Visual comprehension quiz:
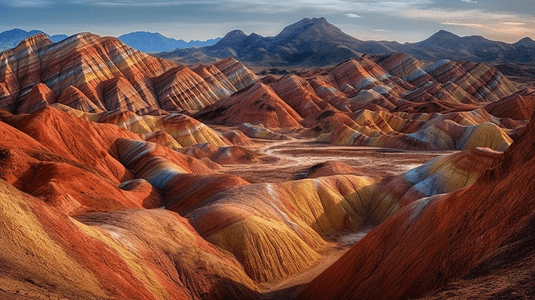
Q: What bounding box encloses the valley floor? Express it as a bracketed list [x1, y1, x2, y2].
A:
[220, 135, 448, 183]
[214, 129, 450, 299]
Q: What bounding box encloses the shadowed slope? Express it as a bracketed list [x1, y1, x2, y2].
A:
[300, 102, 535, 300]
[115, 137, 246, 214]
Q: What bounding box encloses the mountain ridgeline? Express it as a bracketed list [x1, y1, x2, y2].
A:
[117, 31, 221, 53]
[0, 28, 220, 53]
[0, 28, 67, 51]
[158, 17, 535, 67]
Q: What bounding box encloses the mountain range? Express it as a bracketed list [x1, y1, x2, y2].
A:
[158, 17, 535, 67]
[0, 29, 220, 53]
[0, 28, 67, 50]
[117, 31, 221, 53]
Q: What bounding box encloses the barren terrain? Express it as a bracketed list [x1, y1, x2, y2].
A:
[221, 136, 448, 183]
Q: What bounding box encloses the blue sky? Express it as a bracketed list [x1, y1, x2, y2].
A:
[1, 0, 533, 42]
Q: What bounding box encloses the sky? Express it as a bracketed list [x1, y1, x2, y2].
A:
[0, 0, 533, 43]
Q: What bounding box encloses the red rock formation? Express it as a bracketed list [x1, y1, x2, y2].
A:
[318, 108, 514, 151]
[271, 74, 334, 118]
[222, 130, 254, 146]
[6, 106, 135, 182]
[101, 76, 150, 113]
[0, 105, 259, 299]
[300, 108, 535, 300]
[393, 99, 478, 114]
[178, 143, 258, 165]
[57, 85, 104, 113]
[16, 83, 57, 114]
[194, 82, 303, 128]
[0, 106, 218, 215]
[485, 88, 535, 120]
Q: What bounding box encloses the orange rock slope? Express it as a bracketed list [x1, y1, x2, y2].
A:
[300, 105, 535, 300]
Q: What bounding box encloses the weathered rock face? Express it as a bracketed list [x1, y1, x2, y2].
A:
[300, 108, 535, 300]
[0, 34, 258, 114]
[270, 74, 334, 118]
[364, 147, 502, 222]
[16, 83, 57, 114]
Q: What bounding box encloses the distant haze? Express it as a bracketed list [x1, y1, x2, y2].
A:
[0, 0, 533, 43]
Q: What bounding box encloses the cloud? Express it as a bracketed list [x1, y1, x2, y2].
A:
[405, 9, 513, 21]
[442, 22, 482, 27]
[373, 29, 391, 32]
[441, 21, 534, 37]
[503, 22, 526, 26]
[227, 0, 433, 14]
[461, 0, 477, 3]
[345, 13, 361, 18]
[7, 0, 51, 7]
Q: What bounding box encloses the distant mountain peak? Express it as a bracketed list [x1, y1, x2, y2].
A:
[215, 30, 248, 48]
[518, 37, 535, 42]
[514, 37, 535, 48]
[224, 30, 248, 38]
[276, 17, 333, 38]
[417, 29, 463, 47]
[432, 30, 460, 38]
[117, 31, 221, 53]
